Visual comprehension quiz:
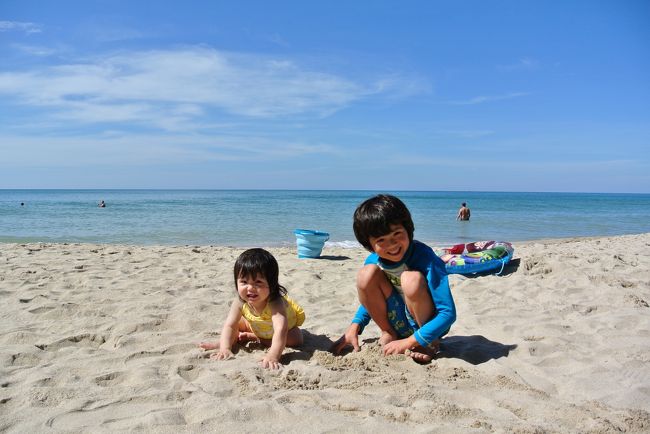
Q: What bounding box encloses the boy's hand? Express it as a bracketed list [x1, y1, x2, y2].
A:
[210, 348, 234, 360]
[330, 323, 361, 354]
[260, 355, 282, 370]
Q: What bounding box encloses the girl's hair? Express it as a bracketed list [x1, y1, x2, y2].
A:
[353, 194, 414, 251]
[234, 248, 287, 302]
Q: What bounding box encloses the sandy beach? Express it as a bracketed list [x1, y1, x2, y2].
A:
[1, 233, 649, 432]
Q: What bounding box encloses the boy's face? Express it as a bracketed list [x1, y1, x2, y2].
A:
[368, 223, 410, 263]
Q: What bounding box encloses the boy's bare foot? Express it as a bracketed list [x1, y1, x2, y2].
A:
[405, 340, 440, 364]
[238, 332, 259, 343]
[405, 348, 434, 363]
[199, 341, 219, 350]
[378, 331, 396, 346]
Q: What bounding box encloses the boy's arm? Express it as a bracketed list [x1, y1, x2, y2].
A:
[349, 253, 379, 334]
[351, 304, 371, 333]
[331, 254, 376, 355]
[330, 322, 361, 354]
[330, 305, 367, 354]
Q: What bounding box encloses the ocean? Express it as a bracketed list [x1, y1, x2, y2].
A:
[1, 190, 649, 247]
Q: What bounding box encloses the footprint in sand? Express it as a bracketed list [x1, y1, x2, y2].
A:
[95, 371, 126, 387]
[161, 343, 195, 355]
[33, 377, 55, 387]
[177, 364, 199, 382]
[36, 333, 106, 351]
[124, 350, 162, 363]
[28, 305, 56, 314]
[10, 352, 41, 367]
[624, 294, 649, 308]
[128, 318, 166, 333]
[523, 257, 553, 275]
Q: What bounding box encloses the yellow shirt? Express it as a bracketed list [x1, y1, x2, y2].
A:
[240, 295, 305, 340]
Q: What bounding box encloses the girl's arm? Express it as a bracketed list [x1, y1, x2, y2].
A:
[215, 298, 244, 359]
[261, 301, 289, 369]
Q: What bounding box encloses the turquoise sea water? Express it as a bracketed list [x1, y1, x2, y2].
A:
[1, 190, 649, 247]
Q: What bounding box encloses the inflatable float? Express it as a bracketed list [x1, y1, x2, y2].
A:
[438, 240, 514, 275]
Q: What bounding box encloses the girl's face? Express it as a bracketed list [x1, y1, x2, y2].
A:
[237, 273, 270, 307]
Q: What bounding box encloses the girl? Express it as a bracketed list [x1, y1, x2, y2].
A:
[200, 248, 305, 369]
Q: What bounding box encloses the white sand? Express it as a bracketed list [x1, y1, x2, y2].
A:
[1, 234, 649, 432]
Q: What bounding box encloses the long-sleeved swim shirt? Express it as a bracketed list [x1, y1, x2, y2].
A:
[351, 240, 456, 347]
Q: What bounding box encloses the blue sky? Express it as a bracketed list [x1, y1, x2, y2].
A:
[1, 1, 648, 192]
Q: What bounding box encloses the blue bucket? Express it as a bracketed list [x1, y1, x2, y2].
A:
[294, 229, 330, 258]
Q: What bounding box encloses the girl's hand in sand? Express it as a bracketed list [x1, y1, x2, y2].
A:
[210, 348, 234, 360]
[260, 355, 281, 370]
[330, 323, 361, 355]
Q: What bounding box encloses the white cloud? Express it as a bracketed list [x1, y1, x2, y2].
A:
[10, 43, 59, 56]
[0, 20, 42, 34]
[0, 132, 343, 167]
[90, 26, 145, 43]
[447, 92, 530, 105]
[436, 129, 495, 139]
[497, 57, 540, 71]
[267, 33, 290, 47]
[0, 47, 419, 128]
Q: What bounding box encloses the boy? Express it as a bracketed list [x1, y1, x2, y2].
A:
[331, 194, 456, 362]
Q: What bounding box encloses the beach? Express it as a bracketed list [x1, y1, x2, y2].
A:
[1, 233, 649, 432]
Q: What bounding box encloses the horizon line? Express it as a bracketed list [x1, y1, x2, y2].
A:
[1, 188, 649, 195]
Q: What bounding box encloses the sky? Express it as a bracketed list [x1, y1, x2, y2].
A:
[1, 1, 649, 192]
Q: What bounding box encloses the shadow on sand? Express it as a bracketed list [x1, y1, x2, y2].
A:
[461, 257, 521, 278]
[281, 330, 337, 363]
[283, 332, 517, 366]
[438, 335, 517, 365]
[316, 255, 351, 261]
[243, 332, 516, 366]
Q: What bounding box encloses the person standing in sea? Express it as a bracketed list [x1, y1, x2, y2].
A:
[456, 202, 470, 221]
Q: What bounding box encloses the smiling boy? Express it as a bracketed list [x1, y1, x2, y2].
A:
[331, 194, 456, 362]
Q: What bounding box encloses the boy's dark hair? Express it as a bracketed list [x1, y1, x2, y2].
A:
[353, 194, 414, 251]
[234, 248, 287, 302]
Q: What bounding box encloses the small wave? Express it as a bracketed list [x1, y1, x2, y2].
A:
[325, 240, 361, 248]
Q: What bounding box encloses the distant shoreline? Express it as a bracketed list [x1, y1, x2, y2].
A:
[2, 232, 649, 249]
[2, 188, 650, 194]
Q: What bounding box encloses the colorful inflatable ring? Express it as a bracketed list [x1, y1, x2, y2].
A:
[438, 241, 514, 275]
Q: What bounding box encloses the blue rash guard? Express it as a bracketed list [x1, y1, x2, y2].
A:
[351, 240, 456, 347]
